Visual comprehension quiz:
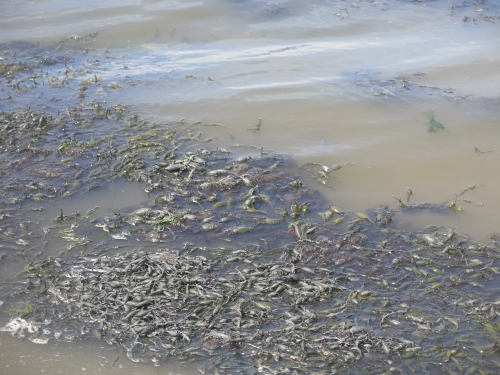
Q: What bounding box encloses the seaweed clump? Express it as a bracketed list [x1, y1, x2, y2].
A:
[423, 111, 445, 133]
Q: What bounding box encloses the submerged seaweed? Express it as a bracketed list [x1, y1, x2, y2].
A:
[424, 111, 445, 134]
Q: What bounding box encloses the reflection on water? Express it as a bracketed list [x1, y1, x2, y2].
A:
[1, 0, 500, 373]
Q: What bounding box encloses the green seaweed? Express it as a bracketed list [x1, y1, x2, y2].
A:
[3, 302, 34, 316]
[152, 217, 175, 225]
[423, 111, 445, 133]
[475, 147, 494, 154]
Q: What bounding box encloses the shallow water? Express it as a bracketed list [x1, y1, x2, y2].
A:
[0, 333, 195, 375]
[1, 0, 500, 373]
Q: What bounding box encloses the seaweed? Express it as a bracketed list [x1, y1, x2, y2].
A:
[475, 147, 494, 154]
[423, 111, 445, 133]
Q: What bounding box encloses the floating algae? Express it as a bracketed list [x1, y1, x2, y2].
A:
[2, 42, 500, 375]
[5, 200, 500, 374]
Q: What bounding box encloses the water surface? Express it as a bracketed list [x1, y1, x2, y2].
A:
[1, 0, 500, 373]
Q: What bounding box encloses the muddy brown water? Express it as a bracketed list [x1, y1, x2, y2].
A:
[1, 0, 500, 374]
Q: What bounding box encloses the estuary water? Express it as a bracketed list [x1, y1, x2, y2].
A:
[1, 0, 500, 373]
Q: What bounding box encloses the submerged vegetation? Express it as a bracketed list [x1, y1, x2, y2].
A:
[423, 111, 445, 134]
[0, 36, 499, 375]
[475, 147, 494, 154]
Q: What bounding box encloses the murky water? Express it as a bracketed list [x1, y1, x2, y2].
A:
[0, 333, 192, 375]
[1, 0, 500, 373]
